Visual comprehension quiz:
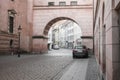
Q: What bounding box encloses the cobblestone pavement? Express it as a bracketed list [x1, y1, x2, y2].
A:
[0, 49, 100, 80]
[0, 49, 73, 80]
[56, 51, 100, 80]
[59, 59, 89, 80]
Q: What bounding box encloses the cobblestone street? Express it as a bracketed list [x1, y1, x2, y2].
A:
[0, 49, 99, 80]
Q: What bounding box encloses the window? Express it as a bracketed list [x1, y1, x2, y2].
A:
[59, 2, 66, 6]
[48, 2, 54, 6]
[118, 9, 120, 25]
[11, 0, 14, 1]
[8, 9, 16, 33]
[71, 1, 77, 5]
[9, 16, 14, 33]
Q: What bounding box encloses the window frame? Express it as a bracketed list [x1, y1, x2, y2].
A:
[48, 2, 55, 6]
[59, 1, 66, 6]
[70, 1, 77, 6]
[9, 16, 14, 33]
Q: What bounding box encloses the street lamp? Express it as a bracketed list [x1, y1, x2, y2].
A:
[18, 25, 22, 57]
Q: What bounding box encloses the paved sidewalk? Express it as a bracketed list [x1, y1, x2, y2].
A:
[57, 55, 100, 80]
[85, 55, 100, 80]
[59, 59, 89, 80]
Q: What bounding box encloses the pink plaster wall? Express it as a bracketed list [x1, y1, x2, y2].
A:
[0, 0, 32, 52]
[94, 0, 120, 80]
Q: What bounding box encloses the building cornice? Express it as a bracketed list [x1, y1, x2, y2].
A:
[33, 5, 93, 10]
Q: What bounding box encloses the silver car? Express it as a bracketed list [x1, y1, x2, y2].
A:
[53, 44, 59, 50]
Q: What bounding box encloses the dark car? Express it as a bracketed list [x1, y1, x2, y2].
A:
[72, 45, 88, 58]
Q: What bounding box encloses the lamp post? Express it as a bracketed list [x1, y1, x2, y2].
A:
[18, 25, 22, 57]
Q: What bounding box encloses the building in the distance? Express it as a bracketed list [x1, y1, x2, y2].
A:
[60, 21, 82, 49]
[48, 20, 82, 49]
[47, 27, 53, 50]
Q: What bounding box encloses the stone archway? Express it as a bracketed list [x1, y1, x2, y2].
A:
[43, 17, 82, 50]
[43, 17, 79, 35]
[32, 5, 93, 53]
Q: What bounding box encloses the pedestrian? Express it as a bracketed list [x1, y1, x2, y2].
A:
[10, 39, 14, 55]
[17, 49, 21, 57]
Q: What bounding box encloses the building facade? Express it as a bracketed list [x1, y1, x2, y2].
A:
[49, 20, 82, 49]
[47, 27, 53, 50]
[0, 0, 93, 54]
[33, 0, 93, 52]
[0, 0, 33, 54]
[59, 21, 82, 49]
[94, 0, 120, 80]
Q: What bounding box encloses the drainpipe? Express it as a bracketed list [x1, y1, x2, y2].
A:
[93, 0, 95, 54]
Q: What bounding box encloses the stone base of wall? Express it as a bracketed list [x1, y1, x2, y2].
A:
[32, 38, 48, 53]
[0, 32, 19, 55]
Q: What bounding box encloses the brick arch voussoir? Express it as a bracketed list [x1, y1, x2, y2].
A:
[43, 17, 79, 35]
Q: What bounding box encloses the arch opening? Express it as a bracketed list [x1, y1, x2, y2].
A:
[43, 17, 80, 35]
[44, 17, 82, 50]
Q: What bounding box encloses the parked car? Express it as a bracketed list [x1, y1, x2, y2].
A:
[72, 45, 88, 58]
[53, 44, 59, 50]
